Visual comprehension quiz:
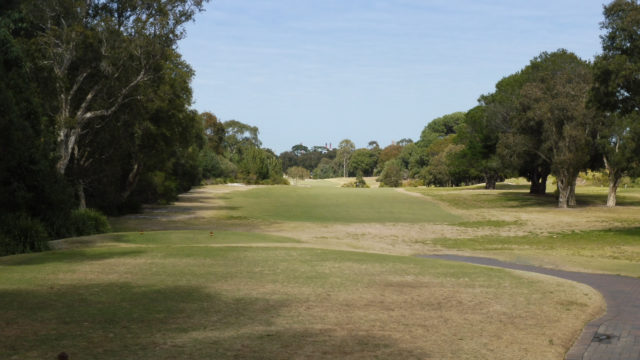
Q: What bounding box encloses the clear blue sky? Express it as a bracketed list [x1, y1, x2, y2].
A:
[178, 0, 606, 154]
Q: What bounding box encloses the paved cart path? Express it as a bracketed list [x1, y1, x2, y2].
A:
[420, 255, 640, 360]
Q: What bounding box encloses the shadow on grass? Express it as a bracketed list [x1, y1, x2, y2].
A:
[0, 282, 427, 359]
[575, 193, 640, 207]
[0, 248, 144, 267]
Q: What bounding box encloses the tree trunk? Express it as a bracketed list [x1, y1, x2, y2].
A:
[529, 168, 549, 195]
[343, 158, 347, 178]
[485, 174, 496, 190]
[607, 174, 621, 208]
[604, 155, 620, 208]
[529, 171, 540, 194]
[538, 173, 548, 195]
[120, 162, 142, 202]
[556, 172, 570, 208]
[56, 127, 80, 175]
[77, 180, 87, 210]
[568, 176, 577, 207]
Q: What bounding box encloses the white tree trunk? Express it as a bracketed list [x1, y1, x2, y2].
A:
[607, 176, 620, 208]
[604, 155, 620, 208]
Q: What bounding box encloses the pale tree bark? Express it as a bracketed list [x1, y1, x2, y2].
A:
[556, 169, 572, 209]
[55, 70, 146, 176]
[604, 155, 622, 208]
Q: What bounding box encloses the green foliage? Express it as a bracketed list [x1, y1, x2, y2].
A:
[337, 139, 355, 177]
[591, 1, 640, 205]
[201, 112, 226, 155]
[68, 209, 111, 237]
[378, 144, 403, 165]
[418, 112, 465, 148]
[378, 159, 404, 187]
[0, 213, 49, 256]
[313, 158, 338, 179]
[349, 148, 378, 176]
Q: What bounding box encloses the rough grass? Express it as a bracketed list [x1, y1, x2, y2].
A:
[430, 228, 640, 277]
[0, 232, 602, 360]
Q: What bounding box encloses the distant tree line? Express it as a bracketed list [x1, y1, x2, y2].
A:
[280, 0, 640, 210]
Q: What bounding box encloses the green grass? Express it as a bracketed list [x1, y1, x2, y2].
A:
[0, 230, 595, 359]
[223, 185, 461, 223]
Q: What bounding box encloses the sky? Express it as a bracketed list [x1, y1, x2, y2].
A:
[178, 0, 607, 154]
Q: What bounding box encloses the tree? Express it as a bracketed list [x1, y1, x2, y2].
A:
[483, 71, 552, 195]
[0, 1, 75, 248]
[223, 119, 261, 161]
[287, 166, 310, 184]
[378, 144, 403, 164]
[349, 148, 377, 176]
[418, 112, 465, 148]
[591, 0, 640, 207]
[202, 112, 225, 155]
[337, 139, 355, 177]
[291, 144, 309, 156]
[455, 106, 508, 189]
[25, 0, 206, 178]
[398, 142, 429, 178]
[313, 158, 338, 179]
[420, 138, 465, 187]
[520, 50, 596, 208]
[378, 159, 404, 187]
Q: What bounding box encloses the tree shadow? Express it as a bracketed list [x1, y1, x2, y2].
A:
[0, 248, 144, 267]
[0, 283, 428, 359]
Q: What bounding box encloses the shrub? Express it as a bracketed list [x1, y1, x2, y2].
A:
[0, 213, 49, 256]
[378, 160, 403, 187]
[403, 179, 424, 187]
[69, 208, 111, 237]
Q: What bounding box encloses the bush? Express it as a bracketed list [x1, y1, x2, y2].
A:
[403, 179, 424, 187]
[378, 160, 403, 187]
[0, 213, 49, 256]
[68, 208, 111, 237]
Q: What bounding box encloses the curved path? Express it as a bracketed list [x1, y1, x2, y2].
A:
[420, 255, 640, 360]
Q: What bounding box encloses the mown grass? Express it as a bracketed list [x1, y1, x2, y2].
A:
[0, 231, 601, 359]
[223, 185, 461, 223]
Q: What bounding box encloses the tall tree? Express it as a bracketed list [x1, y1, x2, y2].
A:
[591, 0, 640, 207]
[24, 0, 205, 178]
[350, 148, 377, 176]
[482, 71, 552, 195]
[456, 106, 507, 189]
[337, 139, 355, 177]
[520, 50, 596, 208]
[418, 112, 465, 148]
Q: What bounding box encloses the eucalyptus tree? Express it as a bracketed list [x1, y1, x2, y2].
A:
[591, 0, 640, 207]
[337, 139, 355, 177]
[24, 0, 206, 177]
